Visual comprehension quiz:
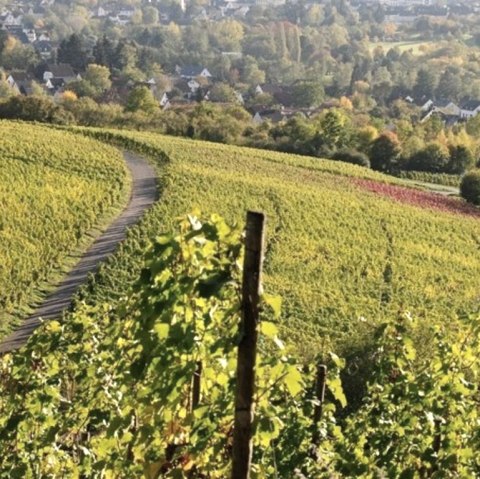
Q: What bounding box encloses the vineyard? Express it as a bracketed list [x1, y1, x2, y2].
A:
[397, 170, 462, 188]
[0, 122, 129, 336]
[72, 129, 480, 358]
[1, 126, 480, 476]
[1, 212, 479, 477]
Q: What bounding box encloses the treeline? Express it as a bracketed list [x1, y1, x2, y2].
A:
[2, 93, 480, 177]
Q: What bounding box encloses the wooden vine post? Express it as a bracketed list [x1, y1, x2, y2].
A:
[231, 211, 266, 479]
[192, 361, 202, 410]
[312, 364, 327, 448]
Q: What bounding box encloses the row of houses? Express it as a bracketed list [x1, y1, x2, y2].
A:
[406, 96, 480, 123]
[5, 58, 334, 124]
[1, 0, 55, 59]
[6, 63, 80, 96]
[160, 71, 330, 122]
[352, 0, 480, 22]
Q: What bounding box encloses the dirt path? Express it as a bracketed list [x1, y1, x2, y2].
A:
[403, 179, 459, 197]
[0, 151, 157, 354]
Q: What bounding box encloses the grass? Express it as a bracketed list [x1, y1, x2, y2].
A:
[368, 40, 432, 55]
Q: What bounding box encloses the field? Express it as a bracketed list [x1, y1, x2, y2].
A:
[398, 170, 462, 188]
[2, 126, 480, 476]
[0, 122, 129, 336]
[368, 39, 432, 55]
[72, 129, 480, 358]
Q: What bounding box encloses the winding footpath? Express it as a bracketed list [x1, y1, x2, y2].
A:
[0, 151, 158, 354]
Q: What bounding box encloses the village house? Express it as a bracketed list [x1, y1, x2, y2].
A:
[35, 40, 54, 60]
[252, 106, 322, 124]
[6, 72, 37, 95]
[460, 100, 480, 119]
[432, 100, 461, 117]
[176, 65, 212, 80]
[0, 11, 23, 28]
[43, 64, 81, 84]
[255, 83, 296, 108]
[159, 92, 171, 109]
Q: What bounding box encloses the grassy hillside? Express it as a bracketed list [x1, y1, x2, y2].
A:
[74, 129, 480, 357]
[0, 122, 129, 336]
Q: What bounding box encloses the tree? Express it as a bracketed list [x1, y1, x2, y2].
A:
[208, 83, 236, 103]
[270, 115, 317, 155]
[291, 81, 324, 108]
[369, 131, 402, 172]
[436, 68, 462, 102]
[30, 81, 46, 96]
[209, 19, 244, 52]
[189, 103, 250, 144]
[413, 69, 437, 99]
[59, 90, 78, 103]
[318, 109, 351, 152]
[93, 35, 115, 69]
[0, 95, 72, 124]
[241, 56, 265, 85]
[125, 86, 159, 114]
[0, 36, 38, 70]
[448, 144, 474, 174]
[84, 64, 112, 95]
[113, 40, 137, 71]
[460, 169, 480, 205]
[407, 143, 449, 173]
[0, 71, 14, 98]
[354, 125, 378, 154]
[57, 34, 88, 70]
[143, 6, 159, 24]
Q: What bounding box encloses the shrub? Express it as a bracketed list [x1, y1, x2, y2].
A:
[332, 149, 370, 168]
[460, 169, 480, 205]
[407, 142, 449, 173]
[0, 95, 73, 124]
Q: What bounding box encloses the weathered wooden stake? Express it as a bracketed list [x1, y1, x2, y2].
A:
[231, 211, 266, 479]
[312, 364, 327, 447]
[192, 361, 202, 410]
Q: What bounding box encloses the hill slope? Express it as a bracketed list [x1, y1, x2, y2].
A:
[75, 129, 480, 356]
[0, 122, 129, 336]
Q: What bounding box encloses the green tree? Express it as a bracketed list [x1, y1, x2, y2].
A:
[93, 35, 115, 69]
[0, 36, 38, 70]
[436, 68, 462, 102]
[270, 115, 317, 155]
[125, 86, 159, 114]
[0, 71, 14, 98]
[461, 170, 480, 205]
[448, 144, 474, 174]
[57, 33, 88, 70]
[84, 64, 112, 95]
[0, 95, 72, 124]
[113, 40, 137, 72]
[319, 109, 351, 152]
[408, 142, 449, 173]
[241, 56, 266, 85]
[369, 131, 402, 172]
[292, 81, 325, 108]
[143, 6, 159, 25]
[208, 83, 236, 103]
[413, 68, 437, 99]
